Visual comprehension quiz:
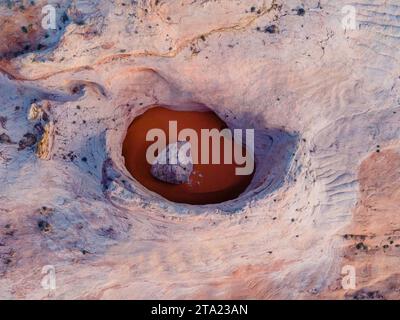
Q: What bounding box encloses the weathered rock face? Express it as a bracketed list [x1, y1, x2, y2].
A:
[150, 141, 193, 184]
[0, 0, 399, 300]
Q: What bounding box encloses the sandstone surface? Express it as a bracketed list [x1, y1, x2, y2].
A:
[0, 0, 399, 299]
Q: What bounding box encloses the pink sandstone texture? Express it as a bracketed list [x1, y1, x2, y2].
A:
[0, 0, 399, 299]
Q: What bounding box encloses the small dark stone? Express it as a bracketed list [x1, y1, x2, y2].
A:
[38, 220, 51, 233]
[33, 122, 44, 135]
[0, 116, 7, 129]
[42, 111, 49, 122]
[98, 227, 117, 239]
[62, 12, 69, 24]
[351, 290, 384, 300]
[0, 133, 12, 144]
[356, 242, 367, 250]
[264, 25, 278, 34]
[296, 8, 305, 16]
[18, 133, 37, 150]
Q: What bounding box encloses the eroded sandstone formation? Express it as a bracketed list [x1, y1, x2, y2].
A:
[0, 0, 399, 299]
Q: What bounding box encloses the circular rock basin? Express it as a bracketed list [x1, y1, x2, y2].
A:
[122, 106, 255, 204]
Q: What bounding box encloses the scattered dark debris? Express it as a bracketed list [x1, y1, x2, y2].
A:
[0, 116, 7, 129]
[355, 242, 368, 250]
[71, 84, 84, 95]
[343, 234, 366, 240]
[21, 26, 28, 33]
[98, 227, 117, 239]
[257, 25, 278, 34]
[81, 249, 90, 255]
[264, 25, 278, 34]
[0, 248, 15, 273]
[75, 19, 86, 26]
[18, 133, 37, 150]
[0, 133, 12, 144]
[295, 7, 305, 16]
[33, 122, 44, 135]
[189, 44, 201, 55]
[37, 219, 51, 233]
[350, 290, 384, 300]
[61, 12, 69, 24]
[3, 224, 15, 237]
[39, 206, 54, 216]
[5, 229, 14, 236]
[67, 151, 77, 161]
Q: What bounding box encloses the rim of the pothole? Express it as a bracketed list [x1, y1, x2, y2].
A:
[103, 103, 299, 214]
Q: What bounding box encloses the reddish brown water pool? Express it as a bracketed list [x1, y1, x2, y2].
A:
[122, 106, 254, 204]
